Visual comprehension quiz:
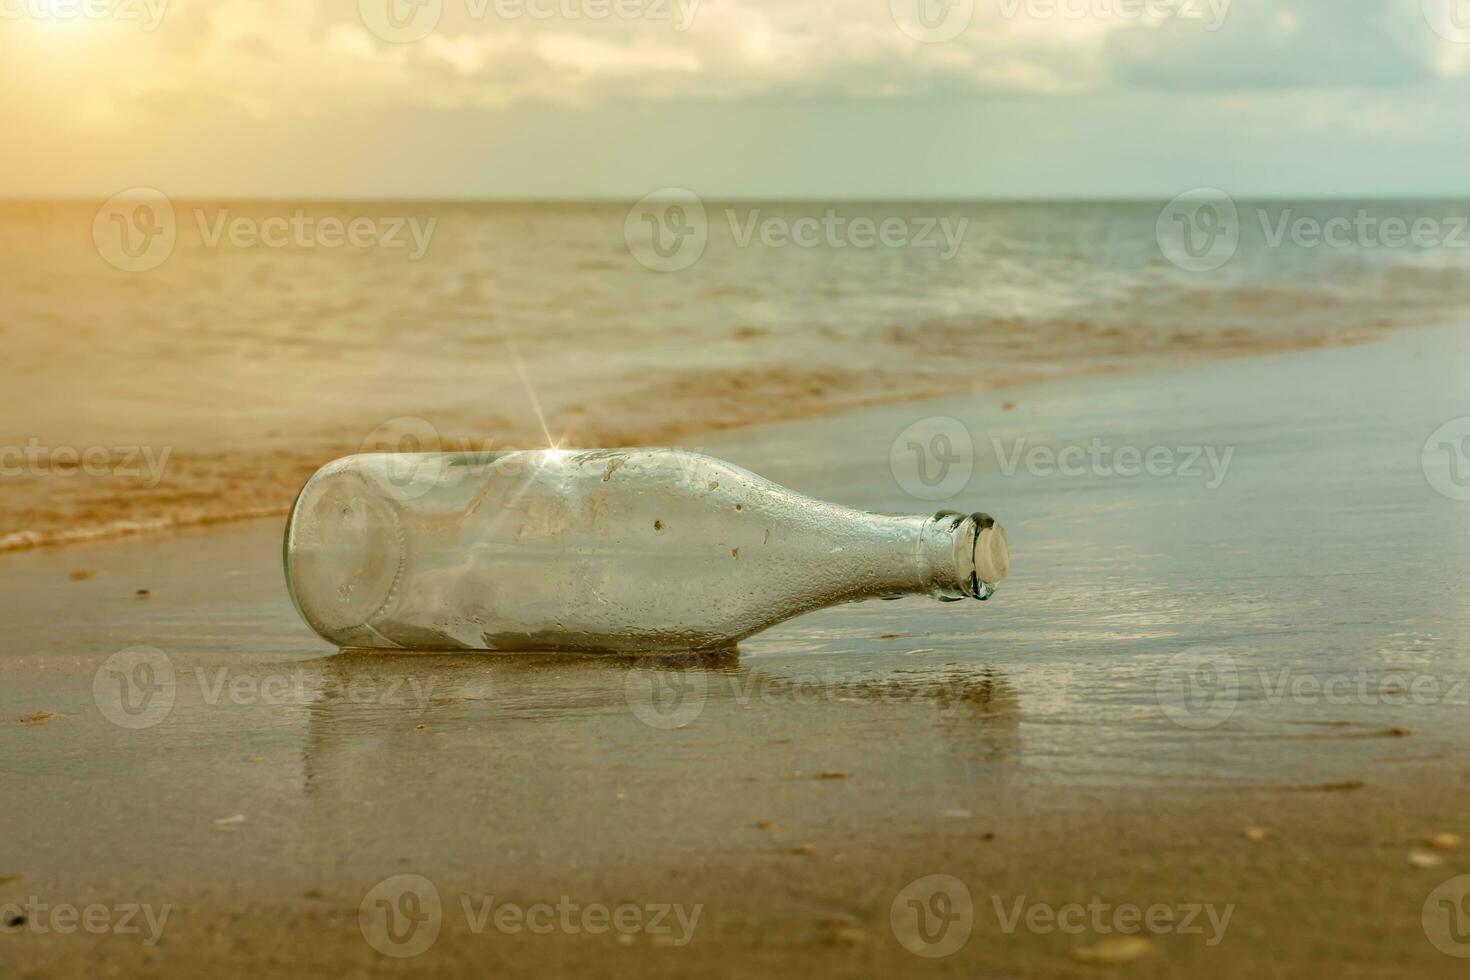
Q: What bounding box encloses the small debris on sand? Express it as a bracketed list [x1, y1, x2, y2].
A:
[69, 569, 96, 582]
[304, 888, 324, 899]
[756, 820, 773, 830]
[817, 771, 850, 780]
[1428, 832, 1462, 850]
[792, 844, 816, 855]
[823, 927, 869, 947]
[1306, 780, 1366, 792]
[1002, 401, 1017, 412]
[1244, 827, 1270, 842]
[135, 589, 151, 599]
[214, 814, 248, 829]
[1410, 851, 1446, 868]
[244, 756, 262, 763]
[0, 874, 22, 885]
[879, 633, 902, 640]
[20, 711, 56, 726]
[1071, 936, 1152, 965]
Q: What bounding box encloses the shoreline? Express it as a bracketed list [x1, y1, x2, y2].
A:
[0, 317, 1418, 555]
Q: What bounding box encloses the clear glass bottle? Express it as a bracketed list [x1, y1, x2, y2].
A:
[284, 449, 1008, 652]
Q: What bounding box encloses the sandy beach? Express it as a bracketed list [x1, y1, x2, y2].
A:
[6, 323, 1470, 977]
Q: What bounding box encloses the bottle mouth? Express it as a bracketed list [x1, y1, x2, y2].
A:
[951, 511, 1008, 601]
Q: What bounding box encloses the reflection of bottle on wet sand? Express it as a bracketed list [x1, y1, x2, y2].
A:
[285, 448, 1008, 652]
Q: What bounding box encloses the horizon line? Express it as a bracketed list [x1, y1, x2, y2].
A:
[7, 194, 1470, 205]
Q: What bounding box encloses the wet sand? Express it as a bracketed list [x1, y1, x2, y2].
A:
[5, 325, 1470, 977]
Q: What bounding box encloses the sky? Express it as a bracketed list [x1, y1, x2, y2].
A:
[3, 0, 1470, 198]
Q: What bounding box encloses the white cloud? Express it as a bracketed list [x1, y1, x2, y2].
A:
[8, 0, 1468, 128]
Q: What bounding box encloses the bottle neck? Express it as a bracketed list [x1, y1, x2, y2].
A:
[830, 510, 1008, 603]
